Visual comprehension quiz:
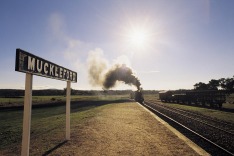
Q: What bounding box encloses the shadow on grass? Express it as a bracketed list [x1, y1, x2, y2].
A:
[0, 99, 132, 112]
[42, 140, 68, 156]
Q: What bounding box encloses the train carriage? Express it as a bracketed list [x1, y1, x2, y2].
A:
[159, 90, 226, 108]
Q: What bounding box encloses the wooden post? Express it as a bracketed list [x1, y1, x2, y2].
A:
[21, 73, 33, 156]
[66, 81, 71, 140]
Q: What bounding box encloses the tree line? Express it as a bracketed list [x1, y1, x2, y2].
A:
[194, 76, 234, 93]
[0, 88, 159, 98]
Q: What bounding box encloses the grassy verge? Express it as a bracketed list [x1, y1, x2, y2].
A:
[0, 95, 130, 155]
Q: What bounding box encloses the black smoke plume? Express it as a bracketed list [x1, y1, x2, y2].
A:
[103, 64, 141, 90]
[87, 51, 141, 90]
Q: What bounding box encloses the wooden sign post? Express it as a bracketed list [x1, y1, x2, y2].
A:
[66, 81, 71, 140]
[15, 49, 77, 156]
[21, 73, 33, 156]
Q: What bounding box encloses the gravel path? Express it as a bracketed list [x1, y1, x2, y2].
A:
[51, 102, 201, 156]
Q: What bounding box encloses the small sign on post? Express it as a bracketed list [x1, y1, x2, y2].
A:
[15, 49, 77, 156]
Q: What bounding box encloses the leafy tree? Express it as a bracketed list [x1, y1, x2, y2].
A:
[194, 77, 234, 92]
[208, 79, 220, 90]
[219, 77, 234, 92]
[219, 78, 226, 89]
[194, 82, 209, 90]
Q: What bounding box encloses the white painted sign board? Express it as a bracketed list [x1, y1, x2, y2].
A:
[15, 49, 77, 156]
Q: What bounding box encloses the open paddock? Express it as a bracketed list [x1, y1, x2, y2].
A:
[0, 94, 129, 108]
[0, 95, 129, 155]
[0, 95, 201, 156]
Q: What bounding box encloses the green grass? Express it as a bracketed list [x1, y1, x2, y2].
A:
[0, 106, 66, 151]
[164, 103, 234, 123]
[0, 105, 87, 155]
[0, 95, 129, 155]
[0, 94, 129, 107]
[0, 96, 64, 107]
[1, 93, 233, 155]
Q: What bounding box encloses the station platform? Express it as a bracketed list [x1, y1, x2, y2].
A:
[49, 102, 209, 155]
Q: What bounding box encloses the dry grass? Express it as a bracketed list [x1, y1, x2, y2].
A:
[1, 100, 199, 155]
[47, 102, 199, 156]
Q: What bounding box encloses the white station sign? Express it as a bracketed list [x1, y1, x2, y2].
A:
[15, 48, 77, 82]
[15, 48, 76, 156]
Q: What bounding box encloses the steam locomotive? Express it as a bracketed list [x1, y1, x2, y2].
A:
[130, 90, 144, 104]
[159, 90, 227, 108]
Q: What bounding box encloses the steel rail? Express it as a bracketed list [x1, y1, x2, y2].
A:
[146, 101, 234, 136]
[142, 102, 234, 156]
[147, 99, 233, 128]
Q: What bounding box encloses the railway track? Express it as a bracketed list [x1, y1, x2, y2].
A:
[142, 100, 234, 156]
[147, 100, 234, 134]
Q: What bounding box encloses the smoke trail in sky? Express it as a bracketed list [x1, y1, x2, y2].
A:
[87, 48, 108, 87]
[103, 64, 141, 90]
[87, 49, 141, 90]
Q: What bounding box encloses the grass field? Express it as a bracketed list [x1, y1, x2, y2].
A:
[0, 93, 233, 155]
[0, 95, 130, 155]
[0, 94, 129, 107]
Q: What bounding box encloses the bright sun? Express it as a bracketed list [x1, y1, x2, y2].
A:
[129, 28, 147, 47]
[124, 25, 152, 50]
[119, 18, 156, 52]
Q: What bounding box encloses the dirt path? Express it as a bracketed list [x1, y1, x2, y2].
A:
[50, 102, 201, 156]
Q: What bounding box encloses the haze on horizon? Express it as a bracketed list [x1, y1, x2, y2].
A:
[0, 0, 233, 91]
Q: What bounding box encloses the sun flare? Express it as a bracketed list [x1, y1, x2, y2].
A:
[123, 24, 153, 51]
[128, 28, 147, 47]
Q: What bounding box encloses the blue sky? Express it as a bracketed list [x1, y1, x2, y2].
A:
[0, 0, 233, 90]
